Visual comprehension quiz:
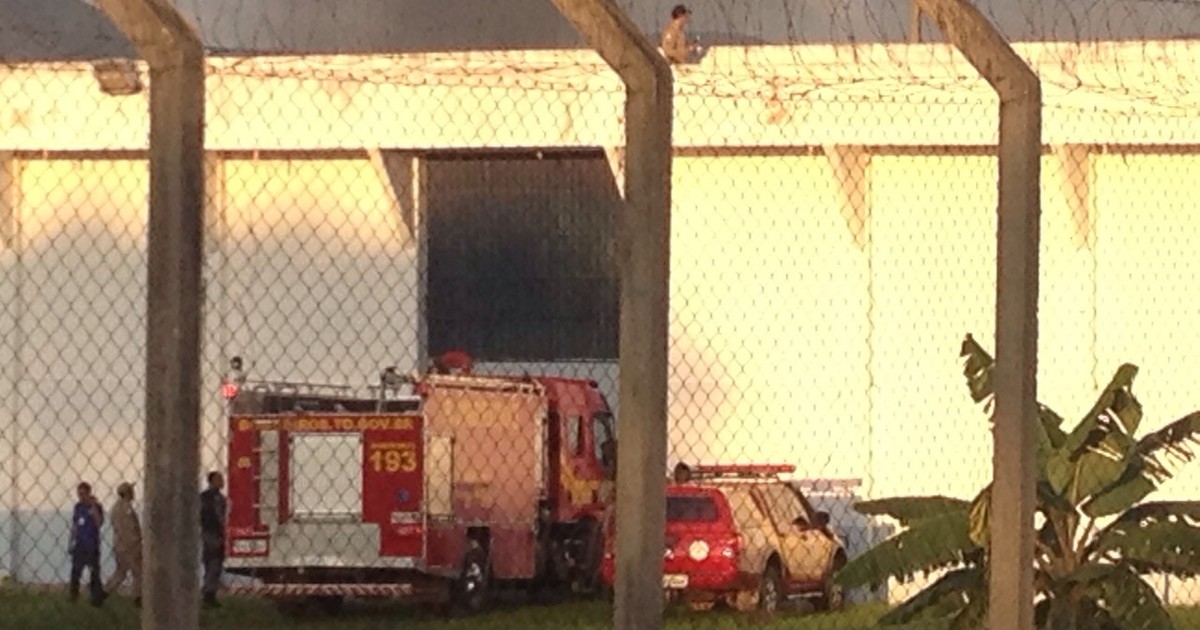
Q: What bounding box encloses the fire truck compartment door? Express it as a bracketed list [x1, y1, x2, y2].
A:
[426, 434, 454, 516]
[289, 432, 363, 519]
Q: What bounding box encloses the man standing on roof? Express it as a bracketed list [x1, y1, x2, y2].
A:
[660, 4, 699, 65]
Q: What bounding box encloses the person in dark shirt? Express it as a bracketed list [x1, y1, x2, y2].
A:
[199, 471, 227, 608]
[68, 482, 106, 606]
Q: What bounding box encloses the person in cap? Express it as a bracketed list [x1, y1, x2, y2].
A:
[105, 481, 143, 607]
[660, 4, 698, 64]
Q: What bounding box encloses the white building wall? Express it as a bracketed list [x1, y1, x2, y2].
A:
[4, 148, 1200, 600]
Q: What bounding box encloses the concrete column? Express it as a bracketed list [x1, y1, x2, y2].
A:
[1, 153, 23, 583]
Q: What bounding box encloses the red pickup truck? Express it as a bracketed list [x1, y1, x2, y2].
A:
[600, 464, 847, 613]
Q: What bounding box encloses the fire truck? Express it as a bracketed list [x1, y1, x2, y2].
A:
[219, 354, 616, 612]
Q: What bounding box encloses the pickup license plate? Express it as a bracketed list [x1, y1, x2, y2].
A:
[663, 574, 689, 589]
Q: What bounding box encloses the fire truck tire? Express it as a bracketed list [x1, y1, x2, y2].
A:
[451, 547, 492, 616]
[273, 598, 305, 617]
[573, 519, 603, 595]
[313, 595, 345, 616]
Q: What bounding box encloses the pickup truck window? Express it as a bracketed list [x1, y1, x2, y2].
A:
[667, 495, 719, 523]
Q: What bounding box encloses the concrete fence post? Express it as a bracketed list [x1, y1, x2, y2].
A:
[913, 1, 1043, 628]
[92, 2, 206, 629]
[546, 2, 674, 628]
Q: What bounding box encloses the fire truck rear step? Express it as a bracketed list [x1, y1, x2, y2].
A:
[227, 583, 414, 598]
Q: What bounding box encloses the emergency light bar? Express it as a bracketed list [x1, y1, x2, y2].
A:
[690, 464, 796, 479]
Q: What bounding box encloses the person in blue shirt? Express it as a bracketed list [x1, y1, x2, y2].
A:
[68, 482, 107, 606]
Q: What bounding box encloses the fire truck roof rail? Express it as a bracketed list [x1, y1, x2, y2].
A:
[238, 379, 358, 398]
[690, 464, 796, 480]
[423, 373, 544, 395]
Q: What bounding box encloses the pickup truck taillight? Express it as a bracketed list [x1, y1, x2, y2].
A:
[715, 534, 741, 560]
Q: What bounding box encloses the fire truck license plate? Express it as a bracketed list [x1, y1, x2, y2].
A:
[663, 574, 689, 589]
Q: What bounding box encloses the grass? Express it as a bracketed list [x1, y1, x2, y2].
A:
[2, 587, 1200, 630]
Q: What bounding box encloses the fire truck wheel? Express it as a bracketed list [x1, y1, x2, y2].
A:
[451, 547, 492, 616]
[573, 519, 603, 595]
[273, 597, 305, 617]
[313, 595, 345, 616]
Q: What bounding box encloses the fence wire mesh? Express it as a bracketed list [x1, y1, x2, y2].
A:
[3, 0, 1200, 628]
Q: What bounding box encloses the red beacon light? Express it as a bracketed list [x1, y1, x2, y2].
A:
[690, 464, 796, 479]
[220, 381, 240, 400]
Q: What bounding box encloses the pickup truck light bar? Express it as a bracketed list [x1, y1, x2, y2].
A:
[690, 464, 796, 479]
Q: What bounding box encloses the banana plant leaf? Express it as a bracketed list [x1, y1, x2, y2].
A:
[853, 495, 970, 527]
[1088, 502, 1200, 578]
[879, 566, 984, 625]
[1086, 565, 1174, 630]
[836, 508, 977, 590]
[1045, 365, 1142, 500]
[1084, 414, 1200, 518]
[968, 485, 991, 547]
[959, 334, 1067, 463]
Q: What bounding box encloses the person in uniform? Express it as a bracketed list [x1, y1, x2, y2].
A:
[200, 471, 228, 608]
[68, 482, 106, 606]
[104, 482, 142, 607]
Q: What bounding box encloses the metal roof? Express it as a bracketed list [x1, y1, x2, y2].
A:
[0, 0, 134, 62]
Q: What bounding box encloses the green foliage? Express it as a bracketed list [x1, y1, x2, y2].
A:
[834, 509, 978, 591]
[836, 334, 1200, 629]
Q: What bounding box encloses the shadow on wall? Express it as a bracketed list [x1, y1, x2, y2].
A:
[3, 155, 423, 549]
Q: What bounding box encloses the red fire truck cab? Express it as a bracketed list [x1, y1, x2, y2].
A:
[220, 355, 616, 612]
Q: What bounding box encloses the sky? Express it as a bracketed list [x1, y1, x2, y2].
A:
[4, 0, 1200, 61]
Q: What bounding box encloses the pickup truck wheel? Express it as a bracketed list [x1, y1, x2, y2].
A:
[451, 547, 491, 616]
[816, 554, 847, 612]
[758, 564, 783, 613]
[816, 580, 844, 612]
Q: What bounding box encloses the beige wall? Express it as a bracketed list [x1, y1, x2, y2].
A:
[9, 149, 1196, 503]
[4, 148, 1200, 600]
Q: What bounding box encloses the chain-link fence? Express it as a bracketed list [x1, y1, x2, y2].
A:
[3, 0, 1200, 628]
